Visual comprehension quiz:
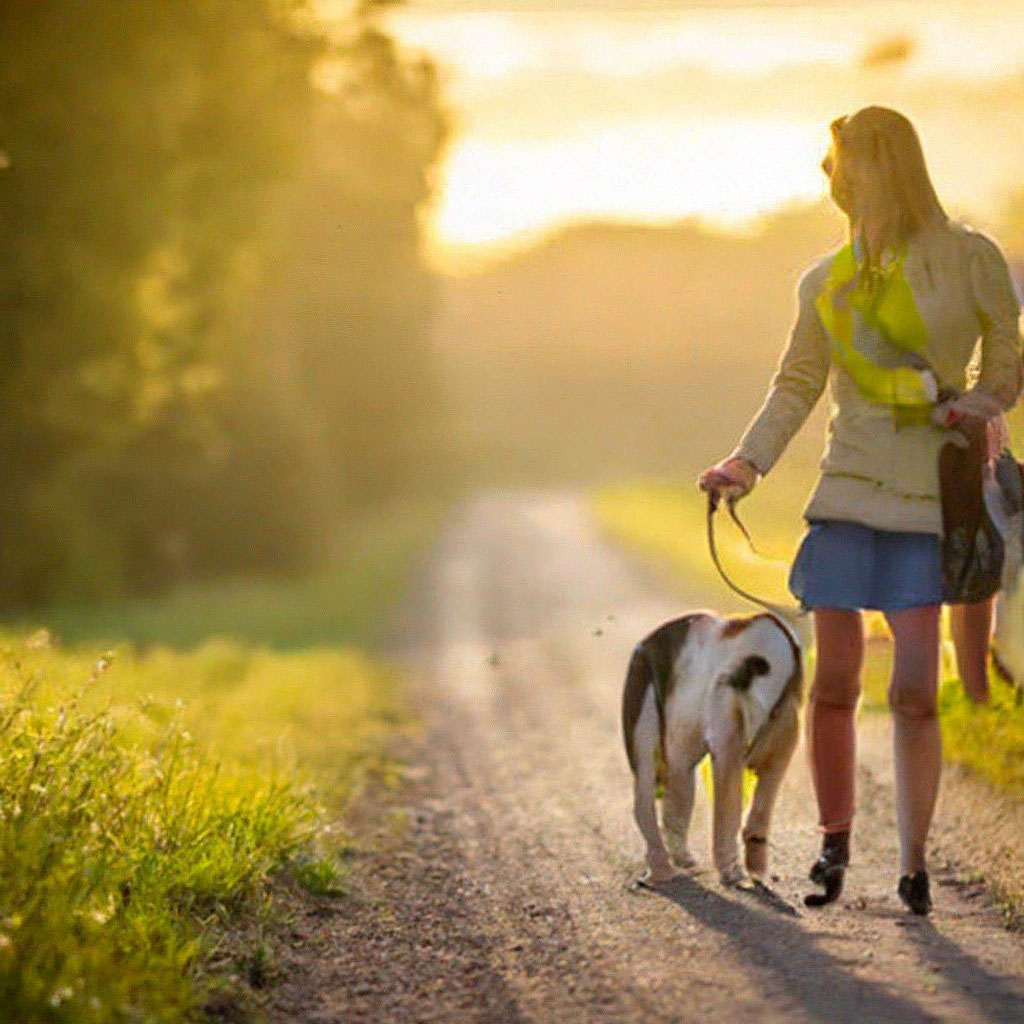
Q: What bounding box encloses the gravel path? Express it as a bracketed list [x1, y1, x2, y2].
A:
[269, 492, 1024, 1024]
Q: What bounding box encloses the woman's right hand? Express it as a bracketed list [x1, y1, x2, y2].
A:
[698, 456, 759, 501]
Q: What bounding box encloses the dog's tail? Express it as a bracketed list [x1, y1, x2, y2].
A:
[624, 643, 674, 876]
[622, 644, 659, 774]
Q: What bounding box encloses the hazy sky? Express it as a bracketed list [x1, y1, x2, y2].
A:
[381, 1, 1024, 269]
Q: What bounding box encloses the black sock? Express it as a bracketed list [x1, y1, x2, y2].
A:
[822, 830, 850, 865]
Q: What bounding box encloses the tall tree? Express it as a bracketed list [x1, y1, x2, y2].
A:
[0, 1, 449, 607]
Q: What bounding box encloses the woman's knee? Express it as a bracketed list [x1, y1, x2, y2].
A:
[810, 667, 861, 709]
[886, 604, 940, 718]
[888, 681, 938, 719]
[812, 608, 863, 707]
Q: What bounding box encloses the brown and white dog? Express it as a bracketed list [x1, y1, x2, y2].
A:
[622, 611, 803, 887]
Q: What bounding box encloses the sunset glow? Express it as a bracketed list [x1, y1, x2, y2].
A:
[430, 118, 828, 254]
[386, 2, 1024, 269]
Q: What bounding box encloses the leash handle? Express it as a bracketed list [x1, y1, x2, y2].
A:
[704, 487, 755, 553]
[726, 495, 760, 555]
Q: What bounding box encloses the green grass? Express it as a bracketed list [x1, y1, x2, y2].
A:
[0, 501, 441, 1023]
[594, 479, 1024, 799]
[15, 502, 445, 650]
[939, 676, 1024, 796]
[0, 639, 405, 1022]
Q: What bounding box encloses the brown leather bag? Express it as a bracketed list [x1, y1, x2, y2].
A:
[939, 415, 1005, 603]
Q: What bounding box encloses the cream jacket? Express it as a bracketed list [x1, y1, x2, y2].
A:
[732, 220, 1023, 535]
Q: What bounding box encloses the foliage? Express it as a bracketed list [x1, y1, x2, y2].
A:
[0, 626, 409, 1023]
[0, 482, 429, 1022]
[0, 1, 449, 609]
[255, 15, 451, 511]
[14, 499, 445, 651]
[939, 675, 1024, 798]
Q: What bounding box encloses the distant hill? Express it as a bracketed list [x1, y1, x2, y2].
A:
[436, 200, 844, 488]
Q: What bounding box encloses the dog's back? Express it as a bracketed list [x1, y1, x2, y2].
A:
[623, 612, 799, 770]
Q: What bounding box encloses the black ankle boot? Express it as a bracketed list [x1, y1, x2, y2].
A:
[897, 870, 932, 915]
[805, 831, 849, 908]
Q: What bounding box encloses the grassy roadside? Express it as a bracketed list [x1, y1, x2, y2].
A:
[593, 480, 1024, 800]
[0, 502, 442, 1023]
[21, 503, 445, 651]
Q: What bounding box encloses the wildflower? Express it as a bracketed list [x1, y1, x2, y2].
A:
[90, 652, 114, 680]
[88, 895, 117, 925]
[49, 986, 74, 1007]
[26, 628, 52, 650]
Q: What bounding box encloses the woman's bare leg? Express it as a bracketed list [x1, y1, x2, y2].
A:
[949, 599, 993, 704]
[886, 604, 942, 876]
[807, 609, 864, 835]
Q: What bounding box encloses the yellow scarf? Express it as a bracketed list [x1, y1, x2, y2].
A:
[815, 240, 936, 426]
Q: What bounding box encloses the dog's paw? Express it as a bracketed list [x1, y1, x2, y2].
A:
[637, 870, 677, 889]
[666, 841, 697, 870]
[640, 860, 678, 887]
[718, 863, 748, 888]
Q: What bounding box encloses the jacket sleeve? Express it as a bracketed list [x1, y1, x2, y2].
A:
[966, 231, 1023, 411]
[730, 266, 831, 475]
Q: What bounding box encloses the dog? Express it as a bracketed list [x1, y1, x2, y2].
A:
[622, 610, 802, 887]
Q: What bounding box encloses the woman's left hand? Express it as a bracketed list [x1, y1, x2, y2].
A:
[698, 456, 759, 500]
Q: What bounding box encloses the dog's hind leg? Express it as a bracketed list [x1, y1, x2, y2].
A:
[663, 748, 700, 869]
[708, 711, 746, 886]
[743, 721, 798, 879]
[632, 687, 675, 885]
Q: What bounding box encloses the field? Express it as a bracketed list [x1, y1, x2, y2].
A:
[0, 505, 441, 1023]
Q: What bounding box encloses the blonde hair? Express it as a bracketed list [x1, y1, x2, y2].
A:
[828, 106, 946, 263]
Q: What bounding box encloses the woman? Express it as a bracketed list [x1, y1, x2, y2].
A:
[699, 106, 1023, 914]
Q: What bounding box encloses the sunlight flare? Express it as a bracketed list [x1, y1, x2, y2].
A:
[431, 118, 828, 254]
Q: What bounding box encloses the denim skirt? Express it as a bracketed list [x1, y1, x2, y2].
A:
[789, 519, 946, 612]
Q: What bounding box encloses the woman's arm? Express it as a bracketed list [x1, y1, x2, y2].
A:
[964, 232, 1023, 411]
[728, 266, 832, 476]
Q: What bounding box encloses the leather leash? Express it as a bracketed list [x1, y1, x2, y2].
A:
[705, 490, 808, 625]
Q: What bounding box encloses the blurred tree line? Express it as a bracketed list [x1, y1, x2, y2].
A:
[0, 0, 448, 609]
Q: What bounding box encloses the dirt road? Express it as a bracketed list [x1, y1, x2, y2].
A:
[272, 493, 1024, 1024]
